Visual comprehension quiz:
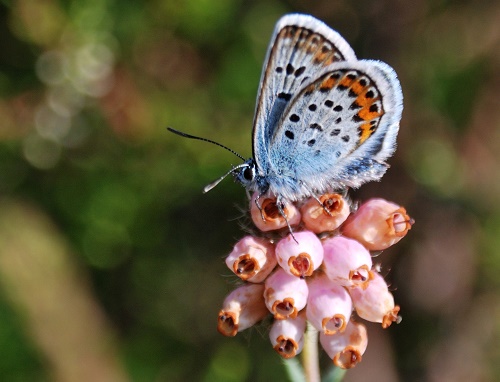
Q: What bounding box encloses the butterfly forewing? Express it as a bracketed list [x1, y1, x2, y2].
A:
[252, 14, 357, 173]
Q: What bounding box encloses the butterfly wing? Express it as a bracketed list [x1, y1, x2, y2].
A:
[266, 60, 403, 201]
[252, 14, 357, 176]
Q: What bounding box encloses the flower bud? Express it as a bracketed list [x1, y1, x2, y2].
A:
[320, 321, 368, 369]
[217, 284, 268, 337]
[300, 193, 350, 233]
[348, 271, 401, 328]
[225, 236, 277, 282]
[306, 274, 352, 335]
[264, 268, 308, 319]
[322, 236, 373, 289]
[250, 192, 301, 232]
[341, 198, 413, 250]
[275, 231, 323, 278]
[269, 312, 307, 359]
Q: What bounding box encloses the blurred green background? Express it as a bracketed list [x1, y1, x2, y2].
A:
[0, 0, 499, 381]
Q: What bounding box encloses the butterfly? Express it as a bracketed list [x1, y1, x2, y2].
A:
[169, 14, 403, 209]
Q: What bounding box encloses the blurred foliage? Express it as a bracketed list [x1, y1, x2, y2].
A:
[0, 0, 499, 381]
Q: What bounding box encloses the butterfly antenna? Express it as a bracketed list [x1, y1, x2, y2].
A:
[167, 127, 246, 162]
[203, 163, 250, 193]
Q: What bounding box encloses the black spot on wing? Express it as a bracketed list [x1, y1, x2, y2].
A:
[294, 66, 306, 77]
[310, 123, 323, 131]
[277, 92, 292, 101]
[331, 129, 341, 136]
[349, 101, 362, 110]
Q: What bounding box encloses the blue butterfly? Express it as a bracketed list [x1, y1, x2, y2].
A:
[169, 14, 403, 209]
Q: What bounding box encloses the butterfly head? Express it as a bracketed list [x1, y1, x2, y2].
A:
[234, 158, 257, 187]
[233, 158, 272, 196]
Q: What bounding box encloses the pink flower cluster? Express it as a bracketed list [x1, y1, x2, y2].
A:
[217, 192, 413, 369]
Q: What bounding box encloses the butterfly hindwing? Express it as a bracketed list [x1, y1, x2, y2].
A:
[265, 60, 403, 200]
[252, 14, 357, 175]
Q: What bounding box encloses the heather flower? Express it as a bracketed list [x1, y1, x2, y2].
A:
[348, 271, 401, 328]
[341, 198, 413, 250]
[217, 284, 268, 337]
[306, 274, 352, 335]
[216, 193, 411, 376]
[320, 321, 368, 369]
[269, 311, 307, 359]
[300, 193, 350, 233]
[250, 192, 301, 232]
[264, 267, 308, 319]
[275, 230, 323, 277]
[322, 236, 373, 289]
[225, 236, 277, 282]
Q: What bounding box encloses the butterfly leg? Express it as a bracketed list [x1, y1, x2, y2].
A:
[275, 196, 298, 243]
[254, 192, 266, 221]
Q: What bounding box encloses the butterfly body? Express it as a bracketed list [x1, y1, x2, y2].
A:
[234, 14, 403, 204]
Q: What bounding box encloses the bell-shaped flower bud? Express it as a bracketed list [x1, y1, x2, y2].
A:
[250, 192, 301, 232]
[306, 274, 352, 335]
[275, 231, 323, 278]
[322, 236, 373, 289]
[300, 193, 350, 233]
[341, 198, 413, 251]
[320, 321, 368, 369]
[264, 268, 308, 319]
[217, 284, 268, 337]
[348, 271, 401, 328]
[269, 312, 307, 359]
[225, 236, 277, 282]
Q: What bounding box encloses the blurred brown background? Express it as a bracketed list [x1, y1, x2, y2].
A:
[0, 0, 499, 381]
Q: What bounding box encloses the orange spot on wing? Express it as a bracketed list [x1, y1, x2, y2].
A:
[358, 107, 383, 121]
[359, 123, 375, 144]
[350, 81, 366, 96]
[319, 76, 337, 91]
[339, 76, 355, 88]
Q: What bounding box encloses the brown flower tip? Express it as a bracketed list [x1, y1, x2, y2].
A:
[217, 311, 238, 337]
[349, 267, 374, 290]
[389, 207, 414, 237]
[301, 193, 350, 233]
[233, 255, 259, 280]
[288, 253, 314, 278]
[250, 192, 301, 232]
[273, 336, 300, 359]
[322, 314, 347, 335]
[334, 347, 363, 369]
[272, 298, 298, 320]
[382, 305, 402, 329]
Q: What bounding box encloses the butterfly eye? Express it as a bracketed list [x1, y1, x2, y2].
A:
[243, 166, 254, 181]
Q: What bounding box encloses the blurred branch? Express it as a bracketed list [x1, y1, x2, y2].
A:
[0, 199, 129, 382]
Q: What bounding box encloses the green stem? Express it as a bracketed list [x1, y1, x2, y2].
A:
[302, 322, 320, 382]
